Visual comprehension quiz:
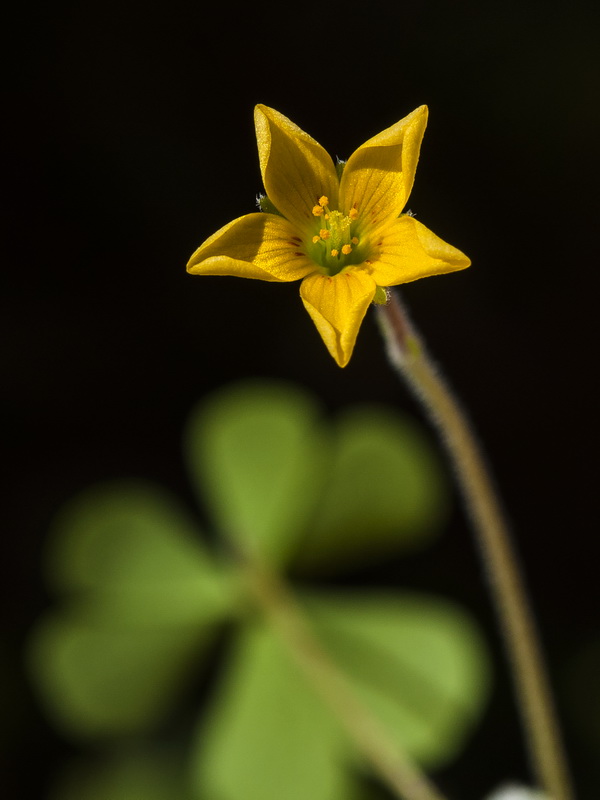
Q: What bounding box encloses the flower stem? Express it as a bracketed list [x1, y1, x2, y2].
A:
[375, 289, 573, 800]
[242, 559, 449, 800]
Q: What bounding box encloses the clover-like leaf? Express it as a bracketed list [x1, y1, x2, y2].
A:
[28, 482, 234, 738]
[295, 407, 449, 574]
[304, 590, 491, 768]
[29, 612, 214, 738]
[44, 480, 232, 625]
[192, 588, 490, 800]
[191, 621, 358, 800]
[186, 381, 327, 567]
[29, 381, 490, 798]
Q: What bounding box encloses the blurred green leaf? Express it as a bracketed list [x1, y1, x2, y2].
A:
[191, 621, 357, 800]
[29, 611, 212, 738]
[295, 407, 449, 574]
[44, 481, 232, 626]
[28, 482, 234, 738]
[29, 381, 490, 790]
[186, 381, 327, 567]
[304, 590, 491, 769]
[50, 749, 195, 800]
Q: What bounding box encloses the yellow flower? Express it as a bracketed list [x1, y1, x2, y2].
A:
[187, 105, 470, 367]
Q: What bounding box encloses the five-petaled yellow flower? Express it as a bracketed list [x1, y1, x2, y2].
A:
[187, 105, 470, 367]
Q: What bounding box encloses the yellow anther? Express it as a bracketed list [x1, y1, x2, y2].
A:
[351, 236, 359, 245]
[312, 235, 320, 243]
[318, 196, 329, 207]
[341, 244, 352, 255]
[312, 205, 324, 216]
[349, 207, 358, 220]
[324, 213, 330, 220]
[330, 248, 339, 257]
[319, 229, 330, 240]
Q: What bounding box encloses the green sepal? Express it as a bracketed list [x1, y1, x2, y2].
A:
[373, 285, 389, 305]
[257, 194, 283, 216]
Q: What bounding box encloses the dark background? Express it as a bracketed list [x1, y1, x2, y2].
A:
[5, 0, 600, 797]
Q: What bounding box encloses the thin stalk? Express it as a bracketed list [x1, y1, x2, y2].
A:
[242, 559, 449, 800]
[375, 289, 573, 800]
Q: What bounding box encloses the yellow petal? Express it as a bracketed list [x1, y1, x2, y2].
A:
[254, 105, 339, 233]
[339, 106, 428, 229]
[367, 215, 471, 286]
[187, 213, 316, 282]
[300, 270, 377, 367]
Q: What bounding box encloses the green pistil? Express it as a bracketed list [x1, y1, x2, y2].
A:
[327, 211, 352, 252]
[309, 207, 364, 276]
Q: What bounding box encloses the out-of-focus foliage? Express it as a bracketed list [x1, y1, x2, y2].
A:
[29, 484, 233, 739]
[194, 621, 357, 800]
[305, 592, 489, 767]
[295, 406, 449, 574]
[28, 380, 491, 800]
[189, 382, 449, 573]
[186, 382, 325, 567]
[195, 593, 488, 800]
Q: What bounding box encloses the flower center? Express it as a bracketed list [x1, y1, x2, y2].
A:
[308, 196, 365, 275]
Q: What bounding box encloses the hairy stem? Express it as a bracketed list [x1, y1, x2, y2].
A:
[375, 289, 573, 800]
[242, 559, 449, 800]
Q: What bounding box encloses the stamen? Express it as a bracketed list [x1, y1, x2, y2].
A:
[312, 235, 320, 243]
[349, 207, 358, 220]
[312, 205, 324, 216]
[330, 249, 339, 257]
[318, 196, 329, 207]
[341, 244, 352, 255]
[351, 236, 359, 245]
[319, 229, 330, 240]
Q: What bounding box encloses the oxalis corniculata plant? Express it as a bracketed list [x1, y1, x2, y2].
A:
[187, 105, 574, 800]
